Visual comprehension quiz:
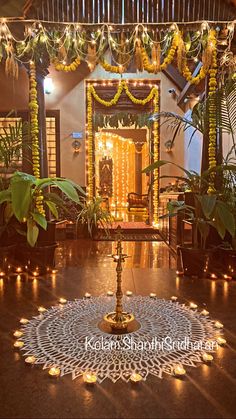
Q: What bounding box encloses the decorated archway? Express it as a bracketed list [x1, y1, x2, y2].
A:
[86, 79, 160, 226]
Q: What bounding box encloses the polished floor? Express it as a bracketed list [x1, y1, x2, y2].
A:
[0, 239, 236, 419]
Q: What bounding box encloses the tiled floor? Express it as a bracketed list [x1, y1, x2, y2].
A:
[0, 240, 236, 419]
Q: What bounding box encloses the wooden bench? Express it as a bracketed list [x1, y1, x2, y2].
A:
[127, 193, 149, 211]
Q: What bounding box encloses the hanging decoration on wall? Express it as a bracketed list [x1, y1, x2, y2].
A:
[86, 80, 159, 224]
[207, 30, 218, 193]
[29, 61, 45, 216]
[94, 112, 153, 131]
[0, 20, 234, 83]
[99, 156, 113, 197]
[95, 132, 136, 209]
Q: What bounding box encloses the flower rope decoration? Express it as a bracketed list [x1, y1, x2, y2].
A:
[87, 86, 94, 201]
[29, 61, 45, 215]
[86, 81, 159, 221]
[99, 60, 125, 74]
[153, 93, 159, 226]
[141, 32, 179, 73]
[17, 295, 223, 383]
[53, 56, 81, 72]
[182, 29, 217, 85]
[207, 30, 218, 193]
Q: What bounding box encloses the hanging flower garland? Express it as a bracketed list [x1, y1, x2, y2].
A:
[29, 61, 45, 216]
[99, 60, 125, 74]
[86, 80, 159, 223]
[182, 29, 217, 85]
[141, 32, 179, 73]
[153, 93, 160, 227]
[207, 30, 218, 193]
[53, 56, 81, 72]
[87, 87, 94, 201]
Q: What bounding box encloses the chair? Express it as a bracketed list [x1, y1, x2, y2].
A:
[127, 192, 149, 211]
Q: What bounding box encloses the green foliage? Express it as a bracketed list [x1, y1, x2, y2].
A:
[94, 112, 152, 131]
[152, 77, 236, 153]
[0, 119, 30, 177]
[0, 171, 85, 247]
[77, 196, 112, 238]
[144, 160, 236, 249]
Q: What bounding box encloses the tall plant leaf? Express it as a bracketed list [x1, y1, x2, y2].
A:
[27, 219, 39, 247]
[11, 178, 31, 221]
[197, 195, 216, 218]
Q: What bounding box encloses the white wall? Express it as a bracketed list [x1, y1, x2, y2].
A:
[0, 61, 186, 187]
[45, 63, 185, 187]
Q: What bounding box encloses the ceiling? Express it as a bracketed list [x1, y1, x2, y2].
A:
[0, 0, 235, 20]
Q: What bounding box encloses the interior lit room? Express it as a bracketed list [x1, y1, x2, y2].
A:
[0, 1, 236, 418]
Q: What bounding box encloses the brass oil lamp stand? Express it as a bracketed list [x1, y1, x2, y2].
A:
[104, 227, 135, 331]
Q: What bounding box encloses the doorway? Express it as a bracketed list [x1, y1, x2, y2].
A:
[86, 79, 160, 229]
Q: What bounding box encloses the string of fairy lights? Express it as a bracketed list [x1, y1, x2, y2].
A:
[0, 18, 235, 76]
[95, 132, 135, 209]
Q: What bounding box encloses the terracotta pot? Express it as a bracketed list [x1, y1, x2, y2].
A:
[178, 246, 211, 277]
[221, 249, 236, 279]
[17, 242, 58, 274]
[0, 244, 16, 272]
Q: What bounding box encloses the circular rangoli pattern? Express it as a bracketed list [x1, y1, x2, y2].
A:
[19, 296, 220, 382]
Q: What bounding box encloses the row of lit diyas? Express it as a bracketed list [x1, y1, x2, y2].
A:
[176, 270, 234, 280]
[13, 292, 227, 383]
[0, 267, 58, 278]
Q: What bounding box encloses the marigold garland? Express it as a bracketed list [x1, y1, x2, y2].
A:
[207, 30, 218, 193]
[153, 93, 159, 227]
[99, 60, 125, 74]
[29, 61, 45, 216]
[141, 33, 179, 74]
[86, 80, 159, 223]
[54, 56, 81, 72]
[87, 87, 94, 201]
[182, 29, 216, 85]
[49, 29, 219, 86]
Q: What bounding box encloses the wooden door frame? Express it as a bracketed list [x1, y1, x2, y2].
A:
[85, 79, 160, 224]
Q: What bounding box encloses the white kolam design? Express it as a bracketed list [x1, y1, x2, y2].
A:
[19, 296, 218, 382]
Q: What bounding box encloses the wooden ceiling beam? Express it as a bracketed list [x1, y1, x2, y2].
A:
[177, 62, 202, 109]
[163, 64, 186, 91]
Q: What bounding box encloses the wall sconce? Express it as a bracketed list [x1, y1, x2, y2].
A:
[72, 140, 81, 154]
[44, 77, 54, 94]
[164, 140, 174, 153]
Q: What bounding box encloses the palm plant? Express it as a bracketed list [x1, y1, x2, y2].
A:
[144, 160, 236, 249]
[152, 77, 236, 157]
[77, 196, 112, 238]
[0, 119, 30, 184]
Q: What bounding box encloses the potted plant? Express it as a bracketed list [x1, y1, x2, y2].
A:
[209, 157, 236, 277]
[0, 119, 30, 272]
[144, 160, 236, 277]
[76, 196, 112, 238]
[0, 171, 85, 273]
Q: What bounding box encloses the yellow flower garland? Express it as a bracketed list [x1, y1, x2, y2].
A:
[29, 61, 45, 216]
[51, 30, 217, 87]
[86, 80, 159, 223]
[153, 94, 159, 227]
[54, 56, 81, 72]
[141, 33, 179, 74]
[87, 87, 93, 201]
[182, 29, 216, 85]
[99, 60, 125, 74]
[207, 30, 218, 193]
